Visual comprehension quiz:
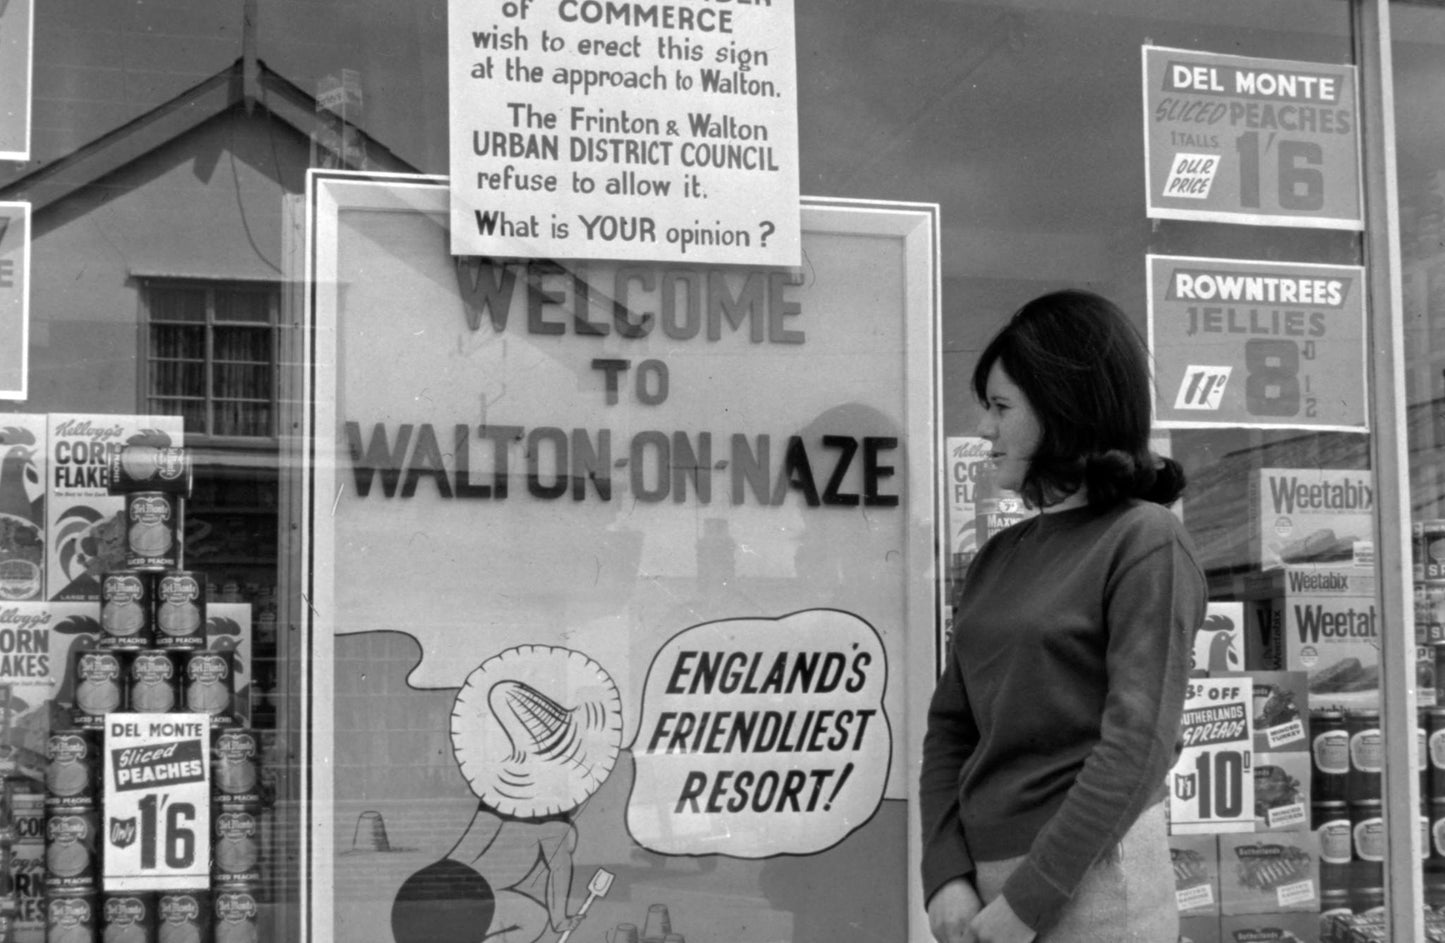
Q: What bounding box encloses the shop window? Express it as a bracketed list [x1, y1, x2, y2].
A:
[142, 280, 280, 439]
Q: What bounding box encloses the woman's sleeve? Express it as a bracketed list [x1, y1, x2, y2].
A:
[919, 640, 981, 905]
[998, 527, 1206, 932]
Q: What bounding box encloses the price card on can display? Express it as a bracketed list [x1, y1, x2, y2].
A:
[1170, 677, 1254, 835]
[1143, 45, 1361, 229]
[1147, 254, 1366, 432]
[102, 715, 211, 891]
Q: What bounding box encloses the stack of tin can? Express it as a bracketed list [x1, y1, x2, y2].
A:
[42, 727, 100, 942]
[86, 568, 237, 727]
[29, 443, 265, 941]
[1311, 708, 1388, 914]
[211, 725, 263, 940]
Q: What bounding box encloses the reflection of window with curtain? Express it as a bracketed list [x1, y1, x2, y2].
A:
[143, 280, 279, 438]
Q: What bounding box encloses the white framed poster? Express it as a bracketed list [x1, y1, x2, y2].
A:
[299, 172, 941, 943]
[0, 202, 29, 400]
[1143, 45, 1362, 230]
[1147, 254, 1367, 432]
[0, 0, 32, 162]
[446, 0, 801, 265]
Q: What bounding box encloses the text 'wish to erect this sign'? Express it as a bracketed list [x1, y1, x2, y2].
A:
[447, 0, 801, 265]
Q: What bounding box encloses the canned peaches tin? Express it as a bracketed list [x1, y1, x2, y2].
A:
[184, 651, 234, 723]
[124, 492, 180, 572]
[155, 571, 206, 650]
[99, 572, 152, 650]
[128, 650, 181, 714]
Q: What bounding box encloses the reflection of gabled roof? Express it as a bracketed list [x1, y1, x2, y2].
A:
[0, 57, 416, 211]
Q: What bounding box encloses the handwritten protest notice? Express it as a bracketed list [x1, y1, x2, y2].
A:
[1170, 676, 1255, 835]
[1147, 255, 1366, 432]
[628, 610, 889, 856]
[1143, 46, 1361, 229]
[0, 203, 28, 399]
[447, 0, 800, 265]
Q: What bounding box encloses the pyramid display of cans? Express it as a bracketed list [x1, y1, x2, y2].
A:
[12, 443, 264, 943]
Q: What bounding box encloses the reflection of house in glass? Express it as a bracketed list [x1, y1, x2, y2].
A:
[0, 54, 412, 421]
[0, 52, 417, 931]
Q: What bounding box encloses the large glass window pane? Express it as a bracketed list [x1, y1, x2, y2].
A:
[3, 0, 1428, 940]
[1394, 0, 1445, 930]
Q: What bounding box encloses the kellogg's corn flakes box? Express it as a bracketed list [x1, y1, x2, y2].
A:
[0, 415, 45, 602]
[45, 415, 182, 601]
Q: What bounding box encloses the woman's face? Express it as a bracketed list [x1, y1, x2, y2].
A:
[977, 361, 1043, 494]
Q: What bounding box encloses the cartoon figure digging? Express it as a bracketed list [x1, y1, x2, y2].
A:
[392, 646, 623, 943]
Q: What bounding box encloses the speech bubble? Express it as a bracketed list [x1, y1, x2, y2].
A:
[627, 609, 889, 857]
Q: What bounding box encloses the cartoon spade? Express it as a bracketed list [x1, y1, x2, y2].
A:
[391, 645, 622, 943]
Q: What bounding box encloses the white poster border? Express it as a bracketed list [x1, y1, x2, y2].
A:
[0, 0, 33, 163]
[300, 170, 942, 943]
[1146, 252, 1369, 434]
[1141, 44, 1365, 232]
[0, 201, 29, 400]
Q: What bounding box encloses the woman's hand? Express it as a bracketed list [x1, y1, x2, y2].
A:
[968, 896, 1035, 943]
[927, 878, 983, 943]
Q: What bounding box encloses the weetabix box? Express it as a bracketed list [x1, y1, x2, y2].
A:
[1218, 831, 1320, 915]
[1251, 468, 1374, 571]
[0, 415, 46, 602]
[45, 415, 182, 601]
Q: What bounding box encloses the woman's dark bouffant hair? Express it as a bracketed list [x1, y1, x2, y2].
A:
[971, 289, 1186, 510]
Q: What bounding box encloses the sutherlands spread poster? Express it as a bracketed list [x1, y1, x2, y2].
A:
[447, 0, 801, 265]
[302, 176, 938, 943]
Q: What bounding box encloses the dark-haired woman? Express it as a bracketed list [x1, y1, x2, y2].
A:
[920, 290, 1207, 943]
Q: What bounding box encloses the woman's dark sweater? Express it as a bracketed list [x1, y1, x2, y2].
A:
[920, 498, 1207, 932]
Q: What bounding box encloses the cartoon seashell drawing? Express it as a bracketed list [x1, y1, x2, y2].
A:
[451, 645, 623, 818]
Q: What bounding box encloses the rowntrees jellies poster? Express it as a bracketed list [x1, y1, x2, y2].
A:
[300, 174, 941, 943]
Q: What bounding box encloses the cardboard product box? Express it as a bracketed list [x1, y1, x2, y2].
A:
[0, 416, 46, 603]
[1251, 752, 1310, 832]
[1218, 831, 1320, 915]
[1194, 602, 1247, 676]
[1172, 833, 1222, 916]
[1249, 589, 1408, 713]
[1240, 565, 1375, 678]
[9, 824, 43, 943]
[1179, 913, 1222, 943]
[203, 602, 253, 727]
[1218, 911, 1321, 942]
[1251, 468, 1374, 571]
[1219, 671, 1309, 753]
[44, 415, 183, 602]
